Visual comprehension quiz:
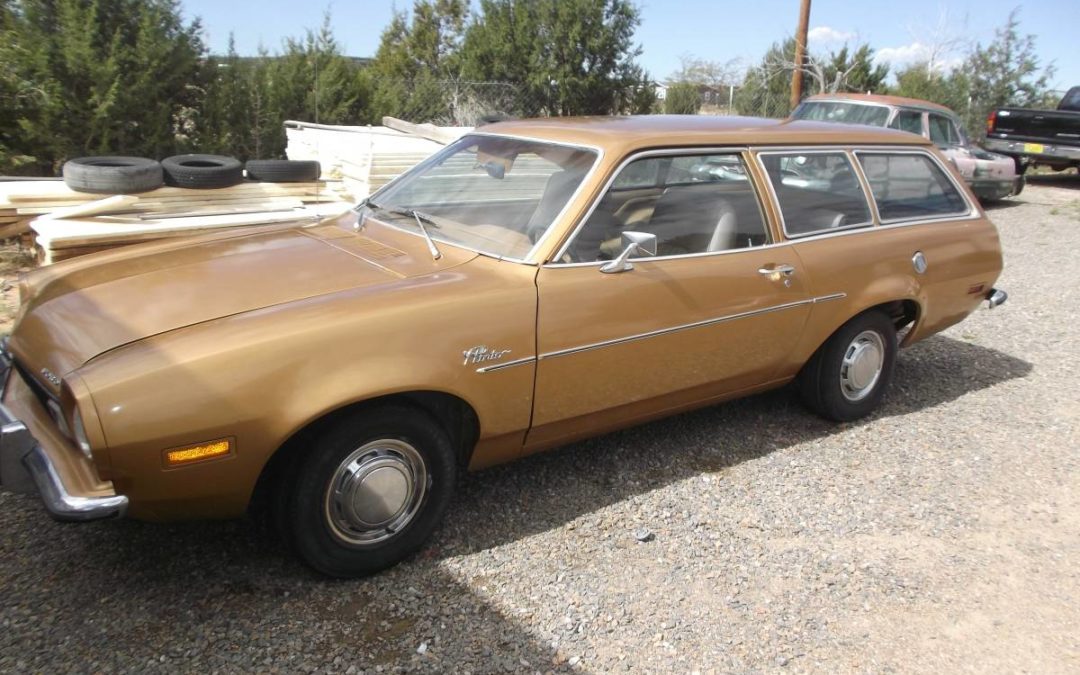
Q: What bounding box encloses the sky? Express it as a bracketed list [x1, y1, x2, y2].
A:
[180, 0, 1080, 93]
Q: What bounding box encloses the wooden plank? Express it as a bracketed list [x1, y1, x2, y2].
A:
[381, 117, 463, 145]
[33, 203, 349, 249]
[0, 219, 32, 239]
[1, 180, 332, 203]
[40, 195, 140, 220]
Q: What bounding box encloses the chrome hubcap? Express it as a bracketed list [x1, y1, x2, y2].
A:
[324, 439, 427, 547]
[840, 330, 885, 402]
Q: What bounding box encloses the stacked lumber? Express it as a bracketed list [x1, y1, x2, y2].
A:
[284, 117, 471, 201]
[0, 180, 352, 264]
[3, 117, 470, 266]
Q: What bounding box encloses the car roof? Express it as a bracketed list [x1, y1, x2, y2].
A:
[803, 93, 955, 115]
[480, 115, 931, 153]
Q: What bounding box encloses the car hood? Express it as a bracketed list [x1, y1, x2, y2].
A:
[10, 215, 477, 388]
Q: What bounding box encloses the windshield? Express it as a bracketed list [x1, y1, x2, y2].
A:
[793, 101, 891, 127]
[365, 134, 598, 260]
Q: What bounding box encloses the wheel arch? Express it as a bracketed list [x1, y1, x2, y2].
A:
[800, 297, 922, 372]
[248, 390, 480, 518]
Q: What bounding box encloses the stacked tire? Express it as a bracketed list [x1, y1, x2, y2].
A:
[161, 154, 243, 189]
[62, 156, 164, 194]
[62, 154, 321, 194]
[245, 159, 321, 183]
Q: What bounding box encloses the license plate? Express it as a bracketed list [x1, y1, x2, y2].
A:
[1023, 142, 1045, 154]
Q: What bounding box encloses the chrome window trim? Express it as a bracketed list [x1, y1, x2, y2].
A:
[853, 148, 975, 224]
[361, 132, 605, 266]
[549, 145, 761, 264]
[753, 148, 875, 240]
[536, 293, 847, 360]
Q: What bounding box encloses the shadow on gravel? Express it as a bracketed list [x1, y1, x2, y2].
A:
[440, 334, 1032, 556]
[1026, 172, 1080, 191]
[0, 335, 1032, 672]
[981, 199, 1025, 211]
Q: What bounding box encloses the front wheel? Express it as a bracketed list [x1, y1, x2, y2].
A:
[799, 310, 898, 422]
[281, 405, 457, 578]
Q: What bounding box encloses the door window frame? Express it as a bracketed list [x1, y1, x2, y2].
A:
[753, 148, 876, 239]
[548, 146, 775, 267]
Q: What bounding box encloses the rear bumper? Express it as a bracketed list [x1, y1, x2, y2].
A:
[0, 352, 127, 521]
[969, 176, 1024, 201]
[984, 137, 1080, 165]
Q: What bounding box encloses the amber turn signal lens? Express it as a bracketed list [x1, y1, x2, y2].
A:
[165, 439, 232, 467]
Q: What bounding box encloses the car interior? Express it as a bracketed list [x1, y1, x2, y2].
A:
[562, 154, 771, 262]
[759, 152, 872, 236]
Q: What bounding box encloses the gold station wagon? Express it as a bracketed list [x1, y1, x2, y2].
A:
[0, 116, 1006, 577]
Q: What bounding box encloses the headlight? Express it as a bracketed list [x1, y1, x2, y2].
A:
[72, 407, 92, 459]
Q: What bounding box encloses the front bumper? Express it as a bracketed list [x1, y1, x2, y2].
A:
[0, 351, 127, 521]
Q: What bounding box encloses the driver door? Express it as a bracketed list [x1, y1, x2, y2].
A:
[526, 151, 812, 451]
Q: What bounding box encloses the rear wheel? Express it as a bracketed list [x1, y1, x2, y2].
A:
[799, 310, 897, 422]
[281, 405, 456, 577]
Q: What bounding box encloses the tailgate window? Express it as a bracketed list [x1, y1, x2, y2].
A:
[856, 152, 970, 222]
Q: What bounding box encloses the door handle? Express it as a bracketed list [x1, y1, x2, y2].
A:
[758, 264, 796, 277]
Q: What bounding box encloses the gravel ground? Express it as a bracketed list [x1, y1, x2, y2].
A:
[1, 176, 1078, 674]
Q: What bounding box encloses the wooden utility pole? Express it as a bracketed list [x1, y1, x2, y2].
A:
[790, 0, 812, 110]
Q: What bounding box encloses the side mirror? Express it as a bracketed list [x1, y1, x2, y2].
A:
[600, 231, 658, 274]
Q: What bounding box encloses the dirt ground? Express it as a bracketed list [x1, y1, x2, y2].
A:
[0, 242, 33, 335]
[0, 174, 1078, 674]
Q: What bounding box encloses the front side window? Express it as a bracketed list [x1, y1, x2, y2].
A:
[561, 152, 769, 262]
[889, 110, 923, 135]
[857, 152, 969, 221]
[759, 151, 872, 237]
[369, 135, 597, 260]
[928, 113, 959, 146]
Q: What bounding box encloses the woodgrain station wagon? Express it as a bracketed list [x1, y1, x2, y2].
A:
[0, 116, 1006, 577]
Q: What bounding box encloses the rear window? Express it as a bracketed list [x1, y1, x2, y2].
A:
[857, 152, 969, 221]
[759, 151, 873, 237]
[793, 101, 891, 127]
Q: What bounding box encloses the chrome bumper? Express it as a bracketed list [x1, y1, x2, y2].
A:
[0, 354, 127, 521]
[986, 288, 1008, 309]
[984, 137, 1080, 164]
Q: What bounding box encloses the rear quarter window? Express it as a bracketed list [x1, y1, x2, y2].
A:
[856, 152, 969, 221]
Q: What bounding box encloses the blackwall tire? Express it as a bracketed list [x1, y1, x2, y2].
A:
[245, 159, 321, 182]
[61, 156, 163, 194]
[161, 154, 244, 189]
[799, 310, 898, 422]
[280, 405, 457, 578]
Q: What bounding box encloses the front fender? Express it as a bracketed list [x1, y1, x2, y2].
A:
[77, 264, 538, 520]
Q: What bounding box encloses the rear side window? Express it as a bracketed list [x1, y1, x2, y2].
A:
[759, 151, 872, 237]
[857, 152, 969, 221]
[611, 159, 660, 189]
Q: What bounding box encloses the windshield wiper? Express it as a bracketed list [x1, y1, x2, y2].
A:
[363, 201, 442, 261]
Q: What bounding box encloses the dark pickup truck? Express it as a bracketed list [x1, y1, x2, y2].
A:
[984, 86, 1080, 173]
